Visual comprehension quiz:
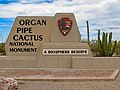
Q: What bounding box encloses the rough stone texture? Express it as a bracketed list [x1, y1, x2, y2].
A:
[0, 56, 35, 68]
[18, 72, 120, 90]
[5, 13, 92, 68]
[50, 13, 80, 42]
[36, 43, 92, 68]
[5, 16, 54, 56]
[1, 56, 120, 69]
[72, 57, 120, 69]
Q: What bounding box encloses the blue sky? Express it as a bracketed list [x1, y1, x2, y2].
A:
[0, 0, 120, 42]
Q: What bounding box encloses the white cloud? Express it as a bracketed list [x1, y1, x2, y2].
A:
[0, 0, 118, 18]
[0, 0, 120, 40]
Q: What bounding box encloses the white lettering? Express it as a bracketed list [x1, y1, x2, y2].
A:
[43, 49, 88, 55]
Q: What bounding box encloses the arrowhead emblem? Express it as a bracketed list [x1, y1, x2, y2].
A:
[58, 17, 72, 36]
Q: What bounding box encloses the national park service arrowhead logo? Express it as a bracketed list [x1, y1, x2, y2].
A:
[58, 17, 72, 36]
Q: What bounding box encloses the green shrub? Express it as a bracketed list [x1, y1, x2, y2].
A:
[0, 43, 5, 55]
[90, 39, 98, 56]
[115, 41, 120, 56]
[82, 37, 118, 57]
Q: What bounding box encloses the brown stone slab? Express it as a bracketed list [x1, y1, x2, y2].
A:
[0, 69, 119, 80]
[5, 16, 54, 56]
[51, 13, 80, 42]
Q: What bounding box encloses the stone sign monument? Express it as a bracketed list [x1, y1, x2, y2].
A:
[5, 13, 92, 68]
[5, 16, 53, 56]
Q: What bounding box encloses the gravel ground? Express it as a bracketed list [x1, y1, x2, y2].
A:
[0, 69, 119, 90]
[18, 72, 120, 90]
[0, 69, 114, 78]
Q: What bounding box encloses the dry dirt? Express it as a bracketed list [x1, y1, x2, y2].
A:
[0, 69, 119, 90]
[0, 69, 114, 78]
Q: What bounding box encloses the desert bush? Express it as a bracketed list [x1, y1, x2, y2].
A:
[0, 43, 5, 55]
[81, 38, 88, 43]
[81, 37, 118, 57]
[90, 39, 98, 56]
[115, 41, 120, 56]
